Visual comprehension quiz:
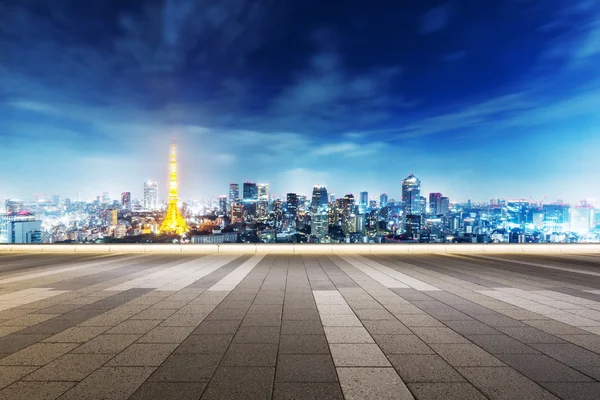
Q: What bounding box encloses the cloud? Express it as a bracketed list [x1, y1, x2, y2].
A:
[419, 4, 452, 34]
[314, 142, 385, 157]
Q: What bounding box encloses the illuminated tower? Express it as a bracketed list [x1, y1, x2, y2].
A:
[158, 141, 189, 235]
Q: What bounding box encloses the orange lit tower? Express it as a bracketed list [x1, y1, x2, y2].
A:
[158, 141, 189, 235]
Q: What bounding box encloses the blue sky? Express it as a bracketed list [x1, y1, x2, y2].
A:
[1, 0, 599, 204]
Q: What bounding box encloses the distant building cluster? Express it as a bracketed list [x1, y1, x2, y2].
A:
[2, 143, 598, 245]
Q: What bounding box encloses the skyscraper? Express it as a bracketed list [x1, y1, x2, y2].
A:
[360, 191, 368, 207]
[121, 192, 131, 209]
[380, 193, 388, 208]
[143, 180, 158, 210]
[402, 174, 421, 216]
[311, 185, 329, 241]
[243, 182, 258, 201]
[158, 141, 188, 235]
[440, 197, 450, 215]
[218, 196, 227, 215]
[228, 184, 239, 207]
[257, 183, 269, 218]
[286, 193, 298, 220]
[429, 193, 442, 215]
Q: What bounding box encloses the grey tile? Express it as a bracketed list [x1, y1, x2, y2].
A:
[408, 383, 487, 400]
[72, 334, 139, 354]
[495, 326, 566, 344]
[42, 327, 108, 343]
[241, 313, 282, 327]
[411, 327, 470, 344]
[175, 334, 232, 354]
[337, 367, 413, 400]
[281, 320, 323, 335]
[233, 326, 280, 344]
[430, 343, 504, 367]
[362, 320, 411, 335]
[530, 343, 600, 367]
[58, 366, 155, 400]
[129, 382, 207, 400]
[443, 320, 501, 335]
[0, 366, 37, 390]
[0, 381, 75, 400]
[324, 327, 374, 343]
[542, 382, 600, 400]
[0, 343, 78, 366]
[21, 354, 112, 381]
[457, 366, 559, 400]
[373, 334, 434, 354]
[221, 343, 278, 367]
[278, 334, 330, 354]
[275, 354, 338, 383]
[192, 320, 240, 335]
[389, 354, 465, 383]
[106, 319, 162, 335]
[466, 334, 539, 354]
[138, 326, 195, 343]
[106, 343, 178, 367]
[329, 344, 390, 367]
[149, 353, 222, 382]
[496, 354, 593, 383]
[201, 367, 274, 400]
[273, 383, 343, 400]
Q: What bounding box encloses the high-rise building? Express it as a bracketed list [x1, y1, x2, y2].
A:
[231, 203, 244, 224]
[243, 182, 258, 202]
[440, 197, 450, 215]
[5, 199, 24, 213]
[286, 193, 298, 219]
[420, 196, 426, 216]
[329, 193, 336, 203]
[229, 184, 239, 207]
[429, 193, 442, 215]
[101, 192, 111, 205]
[380, 193, 388, 208]
[360, 191, 368, 208]
[311, 185, 329, 241]
[143, 180, 158, 210]
[570, 207, 592, 233]
[257, 183, 269, 218]
[158, 141, 189, 235]
[369, 200, 377, 209]
[543, 204, 570, 233]
[121, 192, 131, 209]
[402, 174, 421, 216]
[218, 196, 227, 215]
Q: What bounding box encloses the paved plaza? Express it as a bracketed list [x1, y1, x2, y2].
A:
[1, 250, 600, 399]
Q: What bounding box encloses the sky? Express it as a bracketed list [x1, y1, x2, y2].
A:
[1, 0, 600, 204]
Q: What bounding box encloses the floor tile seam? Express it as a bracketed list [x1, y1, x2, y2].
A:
[197, 256, 274, 398]
[269, 256, 288, 400]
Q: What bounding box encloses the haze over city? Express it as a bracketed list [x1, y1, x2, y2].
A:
[2, 0, 600, 203]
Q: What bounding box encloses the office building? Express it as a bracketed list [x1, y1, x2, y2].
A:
[402, 174, 421, 215]
[218, 196, 227, 215]
[310, 185, 329, 241]
[5, 199, 24, 213]
[143, 180, 158, 210]
[121, 192, 131, 209]
[243, 182, 258, 202]
[429, 193, 442, 215]
[229, 184, 239, 207]
[380, 193, 388, 208]
[286, 193, 298, 219]
[440, 197, 450, 215]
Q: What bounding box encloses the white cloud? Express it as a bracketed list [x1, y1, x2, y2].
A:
[419, 4, 452, 34]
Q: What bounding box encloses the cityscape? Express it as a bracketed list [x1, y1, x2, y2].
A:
[2, 142, 598, 245]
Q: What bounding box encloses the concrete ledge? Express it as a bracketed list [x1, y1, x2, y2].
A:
[1, 243, 600, 254]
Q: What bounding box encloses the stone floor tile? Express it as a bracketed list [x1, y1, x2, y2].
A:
[192, 320, 240, 335]
[233, 326, 280, 343]
[241, 313, 282, 327]
[361, 320, 412, 335]
[0, 366, 37, 390]
[496, 354, 593, 383]
[149, 353, 222, 382]
[201, 367, 274, 400]
[129, 382, 207, 400]
[495, 326, 566, 344]
[71, 334, 139, 354]
[138, 326, 195, 343]
[443, 320, 501, 335]
[411, 327, 470, 344]
[174, 334, 232, 354]
[105, 319, 162, 335]
[278, 334, 330, 354]
[389, 354, 465, 383]
[337, 367, 412, 400]
[0, 343, 78, 366]
[466, 334, 539, 354]
[275, 354, 338, 383]
[221, 343, 278, 367]
[430, 343, 505, 367]
[21, 354, 112, 381]
[542, 382, 600, 400]
[58, 366, 155, 400]
[329, 344, 390, 367]
[273, 382, 343, 400]
[0, 381, 75, 400]
[530, 343, 600, 367]
[324, 327, 374, 344]
[394, 314, 445, 327]
[457, 366, 559, 400]
[42, 327, 109, 343]
[407, 382, 487, 400]
[106, 343, 178, 367]
[373, 334, 434, 354]
[281, 320, 324, 334]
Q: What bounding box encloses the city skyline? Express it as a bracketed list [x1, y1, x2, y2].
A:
[2, 0, 600, 203]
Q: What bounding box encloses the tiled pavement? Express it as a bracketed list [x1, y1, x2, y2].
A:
[0, 252, 600, 399]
